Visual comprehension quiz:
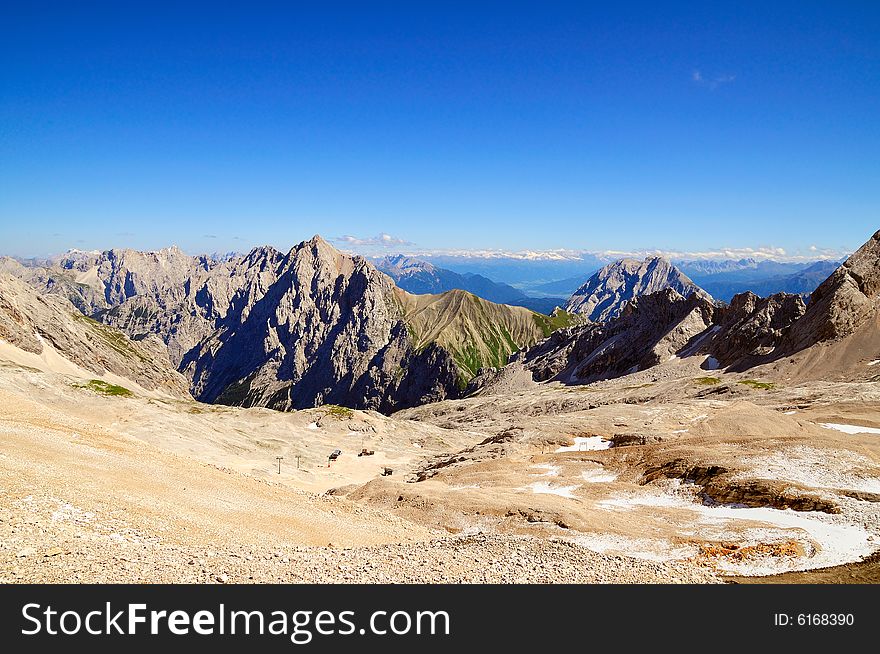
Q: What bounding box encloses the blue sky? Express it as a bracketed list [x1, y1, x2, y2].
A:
[1, 1, 878, 258]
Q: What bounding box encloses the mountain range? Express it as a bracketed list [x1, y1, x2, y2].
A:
[2, 230, 876, 414]
[504, 230, 880, 387]
[375, 255, 566, 313]
[1, 237, 571, 412]
[679, 259, 843, 302]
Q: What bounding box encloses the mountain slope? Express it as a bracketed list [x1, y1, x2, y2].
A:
[786, 230, 880, 349]
[565, 257, 711, 321]
[0, 273, 189, 397]
[707, 291, 807, 370]
[521, 289, 717, 384]
[101, 245, 286, 366]
[181, 238, 573, 411]
[176, 237, 463, 412]
[393, 288, 553, 379]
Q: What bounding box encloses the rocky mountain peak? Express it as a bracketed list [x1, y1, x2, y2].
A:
[786, 229, 879, 349]
[565, 256, 711, 322]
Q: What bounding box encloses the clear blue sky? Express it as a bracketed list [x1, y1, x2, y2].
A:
[1, 1, 878, 258]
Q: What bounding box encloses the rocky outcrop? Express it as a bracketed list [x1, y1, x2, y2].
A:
[565, 257, 711, 321]
[101, 245, 286, 367]
[708, 291, 806, 368]
[786, 229, 880, 350]
[520, 289, 716, 383]
[0, 273, 190, 397]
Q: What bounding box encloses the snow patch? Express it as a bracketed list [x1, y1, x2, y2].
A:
[736, 447, 880, 494]
[528, 481, 580, 498]
[581, 465, 617, 483]
[573, 533, 695, 562]
[820, 423, 880, 435]
[306, 422, 319, 430]
[555, 436, 610, 453]
[596, 485, 876, 574]
[531, 464, 560, 477]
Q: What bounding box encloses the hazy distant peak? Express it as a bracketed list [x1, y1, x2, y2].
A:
[566, 256, 710, 322]
[377, 254, 437, 275]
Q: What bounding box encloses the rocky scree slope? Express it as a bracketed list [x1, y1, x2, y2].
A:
[0, 273, 189, 396]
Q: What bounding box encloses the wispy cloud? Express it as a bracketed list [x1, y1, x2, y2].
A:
[203, 234, 218, 239]
[692, 69, 736, 90]
[396, 245, 849, 263]
[334, 233, 415, 248]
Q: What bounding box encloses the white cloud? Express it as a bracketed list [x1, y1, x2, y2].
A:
[334, 233, 415, 248]
[692, 69, 736, 90]
[396, 245, 849, 263]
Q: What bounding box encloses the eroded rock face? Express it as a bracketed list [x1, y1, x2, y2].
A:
[566, 257, 711, 322]
[102, 245, 286, 367]
[180, 237, 463, 412]
[0, 273, 190, 397]
[786, 229, 880, 350]
[709, 291, 806, 367]
[521, 289, 716, 383]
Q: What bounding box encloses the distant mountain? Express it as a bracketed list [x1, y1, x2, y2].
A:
[421, 255, 604, 289]
[678, 259, 841, 302]
[375, 255, 526, 304]
[375, 254, 567, 314]
[565, 257, 711, 322]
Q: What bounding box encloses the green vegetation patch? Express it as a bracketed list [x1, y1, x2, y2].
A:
[738, 379, 776, 390]
[322, 404, 354, 419]
[75, 379, 134, 397]
[694, 376, 722, 385]
[532, 310, 578, 338]
[70, 312, 149, 362]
